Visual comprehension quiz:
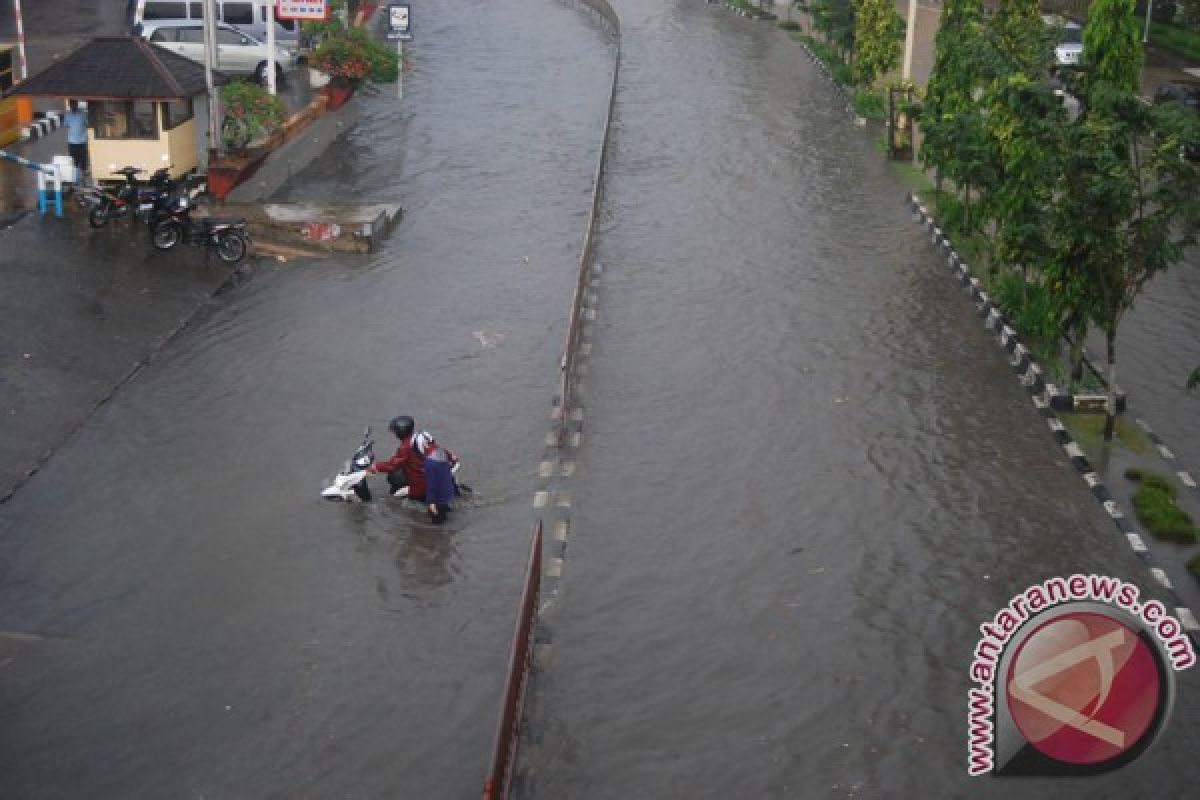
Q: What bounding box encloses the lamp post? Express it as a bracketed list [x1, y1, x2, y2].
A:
[1144, 0, 1154, 44]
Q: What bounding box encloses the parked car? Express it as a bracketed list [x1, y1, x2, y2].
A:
[138, 19, 297, 84]
[1153, 80, 1200, 160]
[1042, 15, 1084, 67]
[132, 0, 301, 48]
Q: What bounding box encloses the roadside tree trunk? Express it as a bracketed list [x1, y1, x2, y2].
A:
[1104, 330, 1118, 442]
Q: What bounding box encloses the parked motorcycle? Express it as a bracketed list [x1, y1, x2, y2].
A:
[82, 166, 178, 229]
[151, 190, 249, 264]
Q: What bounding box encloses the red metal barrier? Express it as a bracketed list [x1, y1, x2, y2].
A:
[483, 521, 543, 800]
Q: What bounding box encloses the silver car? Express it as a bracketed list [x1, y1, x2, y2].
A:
[139, 19, 297, 84]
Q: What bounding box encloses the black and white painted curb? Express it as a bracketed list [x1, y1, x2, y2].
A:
[907, 192, 1200, 647]
[21, 111, 62, 141]
[1135, 419, 1200, 493]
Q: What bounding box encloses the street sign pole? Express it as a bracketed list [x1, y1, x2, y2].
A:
[387, 4, 411, 101]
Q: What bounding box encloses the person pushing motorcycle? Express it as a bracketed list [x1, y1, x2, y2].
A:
[366, 416, 460, 523]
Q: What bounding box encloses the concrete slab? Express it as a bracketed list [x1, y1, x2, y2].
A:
[229, 201, 404, 254]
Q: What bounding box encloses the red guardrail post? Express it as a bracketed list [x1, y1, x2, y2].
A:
[483, 521, 543, 800]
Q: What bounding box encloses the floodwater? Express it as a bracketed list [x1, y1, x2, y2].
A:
[0, 1, 612, 797]
[517, 1, 1200, 798]
[2, 0, 1198, 798]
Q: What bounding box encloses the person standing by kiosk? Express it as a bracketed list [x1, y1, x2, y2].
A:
[63, 100, 88, 183]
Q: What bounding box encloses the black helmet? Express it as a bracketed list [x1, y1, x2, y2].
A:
[389, 415, 415, 439]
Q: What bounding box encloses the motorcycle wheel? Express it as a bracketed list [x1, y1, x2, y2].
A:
[88, 205, 109, 228]
[151, 220, 181, 250]
[215, 232, 247, 264]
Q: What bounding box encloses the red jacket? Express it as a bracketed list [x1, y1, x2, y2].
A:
[373, 433, 455, 498]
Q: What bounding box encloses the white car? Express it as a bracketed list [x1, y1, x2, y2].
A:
[1043, 16, 1084, 67]
[139, 19, 297, 84]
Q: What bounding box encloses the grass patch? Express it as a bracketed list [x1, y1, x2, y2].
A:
[853, 88, 886, 119]
[893, 162, 935, 194]
[1060, 413, 1155, 456]
[1126, 468, 1199, 543]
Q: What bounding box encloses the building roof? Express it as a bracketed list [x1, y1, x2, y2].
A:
[7, 37, 222, 100]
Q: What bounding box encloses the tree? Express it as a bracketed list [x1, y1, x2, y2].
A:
[985, 75, 1065, 279]
[920, 0, 987, 221]
[812, 0, 856, 62]
[852, 0, 900, 85]
[1083, 0, 1143, 94]
[1057, 0, 1200, 440]
[987, 0, 1053, 79]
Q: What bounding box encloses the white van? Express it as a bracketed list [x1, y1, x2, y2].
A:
[133, 1, 300, 46]
[140, 19, 298, 82]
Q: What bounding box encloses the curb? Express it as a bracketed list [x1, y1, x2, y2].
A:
[907, 192, 1200, 648]
[533, 0, 619, 619]
[21, 111, 62, 141]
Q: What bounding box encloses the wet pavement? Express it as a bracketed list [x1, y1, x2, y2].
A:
[517, 2, 1200, 797]
[1, 1, 1198, 797]
[0, 0, 613, 796]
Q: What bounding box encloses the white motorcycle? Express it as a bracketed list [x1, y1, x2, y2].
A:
[321, 428, 376, 502]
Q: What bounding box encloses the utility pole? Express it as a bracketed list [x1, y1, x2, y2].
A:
[203, 0, 218, 159]
[1144, 0, 1154, 43]
[13, 0, 27, 80]
[902, 0, 917, 82]
[266, 0, 276, 95]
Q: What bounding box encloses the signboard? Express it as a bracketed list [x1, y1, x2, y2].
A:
[276, 1, 330, 20]
[387, 3, 412, 40]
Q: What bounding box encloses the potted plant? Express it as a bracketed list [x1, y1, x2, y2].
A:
[308, 27, 401, 109]
[219, 79, 287, 154]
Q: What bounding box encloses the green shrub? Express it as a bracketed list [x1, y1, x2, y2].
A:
[1129, 470, 1199, 543]
[1143, 472, 1176, 495]
[993, 271, 1026, 317]
[933, 191, 967, 235]
[853, 88, 885, 118]
[833, 62, 856, 87]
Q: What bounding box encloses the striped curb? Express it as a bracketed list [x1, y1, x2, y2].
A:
[21, 111, 62, 141]
[907, 192, 1200, 648]
[1136, 418, 1198, 492]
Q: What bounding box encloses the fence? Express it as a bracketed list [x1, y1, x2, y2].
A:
[482, 522, 544, 800]
[557, 0, 621, 439]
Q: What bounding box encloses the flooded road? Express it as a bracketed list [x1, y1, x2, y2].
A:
[519, 2, 1200, 797]
[1100, 265, 1200, 472]
[0, 1, 612, 797]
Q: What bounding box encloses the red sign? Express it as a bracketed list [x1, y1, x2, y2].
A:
[277, 1, 329, 20]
